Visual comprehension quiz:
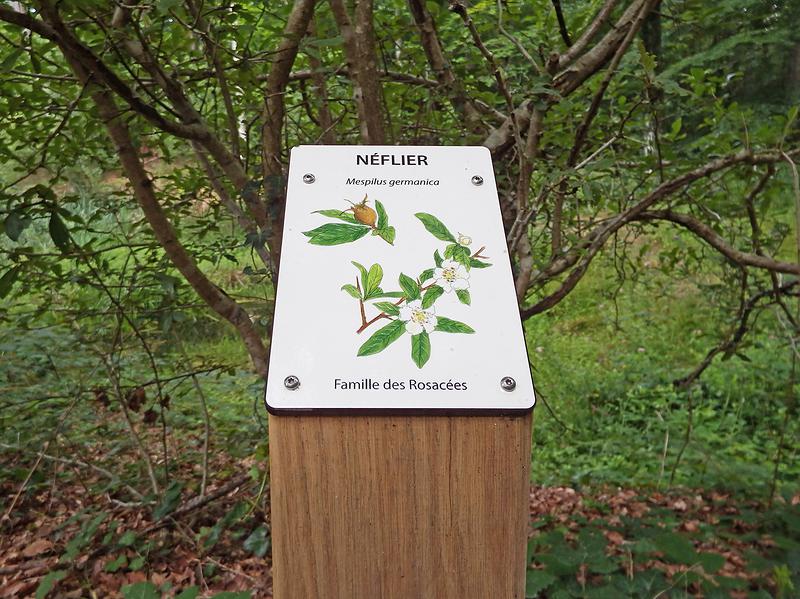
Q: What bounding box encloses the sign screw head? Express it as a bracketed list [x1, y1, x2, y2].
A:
[284, 375, 300, 390]
[500, 376, 516, 392]
[471, 175, 484, 186]
[302, 173, 315, 184]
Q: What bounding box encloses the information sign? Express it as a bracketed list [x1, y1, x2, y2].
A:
[265, 145, 535, 413]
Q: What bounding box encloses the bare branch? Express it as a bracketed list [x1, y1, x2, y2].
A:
[330, 0, 386, 144]
[450, 0, 521, 150]
[551, 0, 572, 47]
[259, 0, 318, 273]
[306, 17, 337, 144]
[262, 0, 318, 177]
[407, 0, 483, 126]
[41, 21, 270, 375]
[554, 0, 659, 96]
[513, 108, 545, 301]
[497, 0, 546, 76]
[674, 281, 799, 388]
[521, 148, 800, 319]
[2, 4, 219, 144]
[184, 0, 242, 160]
[483, 0, 658, 157]
[635, 210, 800, 275]
[558, 0, 619, 68]
[552, 0, 652, 254]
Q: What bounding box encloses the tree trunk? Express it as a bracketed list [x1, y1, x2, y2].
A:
[329, 0, 386, 144]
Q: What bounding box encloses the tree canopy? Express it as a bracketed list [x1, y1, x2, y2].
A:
[1, 0, 798, 381]
[2, 1, 800, 596]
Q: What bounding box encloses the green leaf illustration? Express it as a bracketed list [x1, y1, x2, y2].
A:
[435, 317, 475, 334]
[366, 264, 383, 296]
[454, 246, 472, 268]
[375, 200, 389, 229]
[358, 320, 406, 356]
[365, 288, 387, 300]
[422, 285, 444, 309]
[411, 331, 431, 368]
[470, 258, 491, 268]
[372, 291, 404, 298]
[419, 268, 435, 283]
[398, 273, 420, 300]
[434, 250, 443, 267]
[352, 261, 368, 287]
[313, 209, 359, 224]
[456, 289, 471, 305]
[341, 284, 361, 299]
[415, 213, 456, 243]
[377, 226, 396, 245]
[445, 243, 471, 268]
[373, 301, 400, 315]
[304, 223, 370, 245]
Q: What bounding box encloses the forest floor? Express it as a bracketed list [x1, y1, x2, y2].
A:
[1, 438, 797, 599]
[2, 224, 799, 598]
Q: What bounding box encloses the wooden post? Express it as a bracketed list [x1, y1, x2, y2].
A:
[266, 146, 536, 598]
[269, 412, 532, 598]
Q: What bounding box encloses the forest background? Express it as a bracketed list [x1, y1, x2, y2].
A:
[0, 0, 799, 597]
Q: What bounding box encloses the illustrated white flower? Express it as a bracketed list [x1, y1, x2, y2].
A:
[457, 232, 472, 246]
[399, 300, 438, 335]
[433, 259, 470, 293]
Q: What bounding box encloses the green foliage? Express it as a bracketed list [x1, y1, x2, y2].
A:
[421, 285, 444, 309]
[35, 571, 67, 599]
[302, 223, 371, 245]
[313, 209, 359, 224]
[411, 332, 431, 368]
[121, 582, 160, 599]
[434, 317, 474, 334]
[358, 320, 406, 356]
[243, 525, 271, 558]
[61, 512, 108, 563]
[527, 239, 800, 493]
[153, 481, 183, 520]
[201, 502, 249, 551]
[524, 505, 800, 598]
[415, 213, 456, 243]
[0, 0, 798, 594]
[398, 273, 420, 300]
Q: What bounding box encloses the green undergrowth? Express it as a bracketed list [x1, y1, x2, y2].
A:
[525, 243, 799, 496]
[525, 496, 800, 598]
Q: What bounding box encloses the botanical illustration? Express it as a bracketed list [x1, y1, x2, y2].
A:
[303, 194, 396, 245]
[338, 212, 492, 368]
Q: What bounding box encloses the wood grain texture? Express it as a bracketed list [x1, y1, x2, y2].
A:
[269, 412, 532, 599]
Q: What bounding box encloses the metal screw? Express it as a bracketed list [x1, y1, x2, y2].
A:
[302, 173, 315, 184]
[500, 376, 516, 392]
[284, 375, 300, 390]
[471, 175, 484, 186]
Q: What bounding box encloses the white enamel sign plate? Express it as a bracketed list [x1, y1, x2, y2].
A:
[265, 145, 535, 413]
